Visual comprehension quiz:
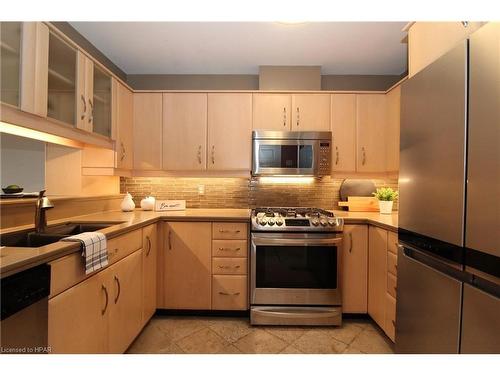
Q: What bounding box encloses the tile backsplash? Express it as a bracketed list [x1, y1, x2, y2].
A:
[120, 176, 399, 210]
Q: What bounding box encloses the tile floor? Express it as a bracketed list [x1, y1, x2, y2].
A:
[126, 315, 394, 354]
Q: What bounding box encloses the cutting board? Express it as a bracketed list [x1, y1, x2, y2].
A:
[338, 196, 379, 212]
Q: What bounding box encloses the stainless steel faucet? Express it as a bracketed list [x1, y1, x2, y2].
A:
[35, 190, 54, 233]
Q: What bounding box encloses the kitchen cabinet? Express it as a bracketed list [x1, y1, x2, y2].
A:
[75, 52, 93, 132]
[252, 93, 291, 130]
[291, 94, 330, 131]
[91, 65, 112, 138]
[133, 93, 162, 170]
[367, 225, 388, 328]
[208, 93, 252, 170]
[331, 94, 356, 172]
[341, 224, 368, 313]
[385, 86, 400, 172]
[115, 80, 134, 170]
[162, 93, 207, 170]
[48, 267, 108, 353]
[356, 94, 387, 172]
[161, 222, 212, 309]
[107, 250, 143, 354]
[142, 224, 157, 323]
[0, 22, 23, 108]
[212, 275, 248, 310]
[408, 22, 485, 77]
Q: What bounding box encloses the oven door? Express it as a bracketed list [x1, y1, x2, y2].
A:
[252, 139, 318, 176]
[251, 232, 342, 306]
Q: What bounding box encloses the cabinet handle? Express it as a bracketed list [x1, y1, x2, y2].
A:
[88, 98, 93, 124]
[80, 95, 87, 120]
[219, 229, 240, 233]
[101, 284, 108, 315]
[168, 230, 172, 250]
[218, 247, 241, 252]
[211, 145, 215, 164]
[348, 232, 353, 253]
[392, 319, 396, 327]
[146, 235, 152, 256]
[335, 146, 339, 165]
[114, 276, 121, 304]
[197, 145, 202, 164]
[218, 265, 241, 269]
[120, 142, 126, 162]
[219, 291, 241, 296]
[296, 107, 300, 127]
[283, 107, 287, 127]
[361, 147, 366, 165]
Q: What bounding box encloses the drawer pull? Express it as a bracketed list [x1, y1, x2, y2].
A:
[218, 247, 241, 251]
[219, 291, 241, 296]
[219, 229, 241, 233]
[218, 265, 241, 269]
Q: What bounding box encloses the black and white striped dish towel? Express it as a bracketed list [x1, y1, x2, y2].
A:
[61, 232, 108, 274]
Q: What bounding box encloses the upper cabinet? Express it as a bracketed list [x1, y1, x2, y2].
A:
[92, 65, 112, 138]
[385, 86, 400, 172]
[252, 93, 291, 130]
[115, 80, 134, 170]
[331, 94, 356, 172]
[163, 93, 207, 171]
[356, 94, 387, 173]
[47, 31, 78, 126]
[291, 94, 330, 131]
[133, 93, 162, 170]
[0, 22, 22, 107]
[408, 22, 485, 77]
[207, 93, 252, 170]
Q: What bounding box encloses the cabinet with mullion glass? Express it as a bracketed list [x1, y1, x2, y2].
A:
[0, 22, 22, 107]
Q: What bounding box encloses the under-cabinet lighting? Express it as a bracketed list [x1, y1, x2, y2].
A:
[259, 176, 315, 184]
[0, 121, 83, 148]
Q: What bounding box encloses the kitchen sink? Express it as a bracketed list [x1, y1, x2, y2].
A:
[0, 222, 119, 248]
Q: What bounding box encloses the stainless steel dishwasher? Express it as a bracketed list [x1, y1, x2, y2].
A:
[1, 264, 51, 353]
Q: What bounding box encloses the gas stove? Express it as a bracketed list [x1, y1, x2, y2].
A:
[251, 207, 344, 232]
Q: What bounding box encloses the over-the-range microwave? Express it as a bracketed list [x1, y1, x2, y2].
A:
[251, 131, 332, 177]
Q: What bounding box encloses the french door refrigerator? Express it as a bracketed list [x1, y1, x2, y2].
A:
[396, 23, 500, 354]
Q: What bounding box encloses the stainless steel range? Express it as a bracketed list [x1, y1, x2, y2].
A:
[250, 207, 344, 326]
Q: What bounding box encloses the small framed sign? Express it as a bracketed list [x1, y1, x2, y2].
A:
[155, 200, 186, 211]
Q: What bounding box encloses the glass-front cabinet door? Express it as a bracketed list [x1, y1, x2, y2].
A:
[92, 65, 112, 138]
[0, 22, 22, 107]
[47, 31, 77, 126]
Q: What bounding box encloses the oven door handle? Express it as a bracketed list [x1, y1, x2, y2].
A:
[252, 237, 342, 246]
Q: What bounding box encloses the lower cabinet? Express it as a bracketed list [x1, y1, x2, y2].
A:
[142, 224, 157, 323]
[48, 249, 143, 354]
[341, 224, 368, 313]
[212, 275, 248, 310]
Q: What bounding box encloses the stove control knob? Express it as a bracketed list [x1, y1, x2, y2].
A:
[328, 219, 336, 226]
[258, 217, 267, 226]
[311, 218, 320, 226]
[268, 218, 275, 226]
[276, 218, 284, 226]
[320, 219, 328, 226]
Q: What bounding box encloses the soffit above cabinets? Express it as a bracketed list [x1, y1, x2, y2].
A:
[69, 22, 408, 75]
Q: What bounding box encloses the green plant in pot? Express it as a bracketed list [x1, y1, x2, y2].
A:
[373, 187, 398, 214]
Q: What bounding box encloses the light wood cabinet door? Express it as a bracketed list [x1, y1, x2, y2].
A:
[133, 93, 162, 170]
[142, 224, 157, 323]
[368, 226, 388, 328]
[162, 222, 212, 309]
[48, 270, 108, 353]
[385, 293, 396, 342]
[163, 93, 207, 170]
[356, 94, 387, 172]
[115, 81, 134, 169]
[1, 22, 23, 108]
[341, 224, 368, 313]
[107, 250, 143, 354]
[291, 94, 330, 131]
[252, 93, 291, 130]
[207, 93, 252, 170]
[331, 94, 356, 172]
[385, 86, 400, 172]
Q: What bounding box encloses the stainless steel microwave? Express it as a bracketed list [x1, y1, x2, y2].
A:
[252, 131, 332, 177]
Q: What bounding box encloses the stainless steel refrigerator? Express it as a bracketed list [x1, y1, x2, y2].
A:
[396, 23, 500, 354]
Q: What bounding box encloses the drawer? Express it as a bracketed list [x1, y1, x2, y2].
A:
[212, 222, 247, 240]
[212, 275, 248, 310]
[212, 258, 247, 275]
[387, 272, 397, 298]
[387, 251, 398, 276]
[212, 240, 247, 257]
[49, 229, 142, 297]
[387, 231, 398, 254]
[385, 293, 396, 342]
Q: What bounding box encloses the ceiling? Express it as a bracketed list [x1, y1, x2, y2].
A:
[70, 22, 408, 75]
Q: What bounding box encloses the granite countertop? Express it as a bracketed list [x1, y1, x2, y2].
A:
[0, 208, 397, 278]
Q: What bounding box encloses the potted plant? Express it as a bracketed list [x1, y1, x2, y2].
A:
[373, 187, 398, 214]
